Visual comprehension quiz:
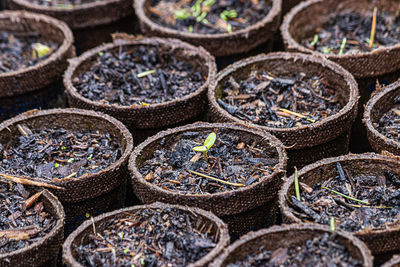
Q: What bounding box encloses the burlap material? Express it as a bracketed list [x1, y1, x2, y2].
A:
[0, 109, 133, 233]
[383, 255, 400, 267]
[128, 122, 287, 236]
[62, 202, 230, 267]
[364, 80, 400, 156]
[134, 0, 282, 57]
[65, 36, 216, 130]
[208, 52, 359, 171]
[279, 153, 400, 255]
[0, 11, 74, 98]
[0, 188, 65, 267]
[281, 0, 400, 79]
[211, 224, 373, 267]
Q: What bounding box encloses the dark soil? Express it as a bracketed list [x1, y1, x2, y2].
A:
[27, 0, 98, 7]
[226, 233, 362, 267]
[0, 124, 121, 180]
[375, 96, 400, 142]
[0, 183, 56, 253]
[0, 31, 58, 73]
[139, 130, 279, 194]
[74, 45, 205, 106]
[290, 162, 400, 232]
[302, 11, 400, 55]
[148, 0, 271, 34]
[74, 207, 217, 266]
[218, 71, 342, 128]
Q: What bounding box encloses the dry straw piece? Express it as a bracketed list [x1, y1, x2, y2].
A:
[62, 202, 230, 267]
[0, 188, 65, 267]
[134, 0, 282, 57]
[208, 52, 359, 170]
[0, 10, 74, 98]
[211, 224, 373, 267]
[364, 80, 400, 156]
[0, 108, 134, 234]
[129, 122, 287, 236]
[64, 36, 216, 131]
[279, 153, 400, 255]
[281, 0, 400, 79]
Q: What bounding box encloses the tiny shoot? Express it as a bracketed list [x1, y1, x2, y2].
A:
[338, 37, 347, 55]
[321, 46, 332, 54]
[369, 7, 377, 48]
[330, 217, 335, 231]
[32, 43, 51, 59]
[294, 166, 301, 201]
[174, 8, 191, 20]
[310, 34, 319, 47]
[192, 132, 216, 160]
[137, 69, 156, 78]
[220, 9, 238, 21]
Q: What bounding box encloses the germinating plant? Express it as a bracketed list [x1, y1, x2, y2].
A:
[192, 132, 216, 160]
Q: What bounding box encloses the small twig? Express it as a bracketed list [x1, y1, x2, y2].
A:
[294, 166, 301, 201]
[321, 186, 369, 205]
[137, 69, 156, 78]
[0, 173, 64, 190]
[369, 7, 377, 48]
[279, 108, 315, 123]
[187, 170, 245, 187]
[23, 191, 43, 210]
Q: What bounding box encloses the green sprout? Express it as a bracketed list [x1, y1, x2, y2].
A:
[193, 132, 216, 160]
[330, 217, 335, 231]
[220, 9, 238, 21]
[196, 11, 208, 22]
[174, 8, 191, 20]
[338, 37, 347, 55]
[140, 258, 145, 266]
[118, 232, 124, 239]
[137, 69, 156, 78]
[124, 248, 130, 254]
[294, 166, 301, 201]
[203, 0, 215, 6]
[98, 51, 104, 57]
[321, 46, 332, 54]
[54, 163, 60, 168]
[32, 43, 51, 59]
[61, 146, 67, 150]
[68, 158, 74, 163]
[191, 0, 203, 17]
[87, 154, 93, 160]
[227, 24, 232, 33]
[310, 34, 319, 47]
[188, 25, 193, 33]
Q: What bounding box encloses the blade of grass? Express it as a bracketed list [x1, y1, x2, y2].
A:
[188, 169, 245, 187]
[330, 217, 335, 231]
[321, 186, 370, 205]
[369, 7, 377, 48]
[294, 166, 301, 201]
[338, 37, 347, 55]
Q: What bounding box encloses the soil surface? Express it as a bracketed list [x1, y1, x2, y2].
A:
[302, 11, 400, 55]
[290, 162, 400, 232]
[0, 183, 56, 253]
[148, 0, 271, 34]
[74, 207, 217, 266]
[0, 124, 121, 180]
[27, 0, 100, 7]
[226, 233, 362, 267]
[74, 45, 205, 106]
[139, 130, 279, 194]
[375, 96, 400, 142]
[0, 31, 58, 74]
[218, 71, 342, 128]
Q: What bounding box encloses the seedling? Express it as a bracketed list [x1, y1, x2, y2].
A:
[369, 7, 377, 48]
[192, 132, 216, 160]
[321, 46, 332, 54]
[310, 34, 319, 47]
[330, 217, 335, 231]
[338, 37, 347, 55]
[54, 163, 60, 168]
[220, 9, 238, 21]
[32, 43, 51, 59]
[294, 166, 301, 201]
[137, 69, 156, 78]
[174, 9, 191, 20]
[188, 25, 193, 33]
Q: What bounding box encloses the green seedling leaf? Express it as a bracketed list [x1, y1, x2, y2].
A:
[140, 258, 145, 266]
[61, 146, 67, 150]
[220, 9, 237, 21]
[174, 8, 191, 20]
[310, 34, 319, 46]
[338, 37, 347, 55]
[330, 217, 335, 231]
[87, 154, 93, 160]
[203, 132, 216, 149]
[196, 12, 207, 22]
[192, 0, 202, 17]
[54, 163, 60, 168]
[203, 0, 215, 6]
[321, 46, 332, 54]
[124, 248, 130, 254]
[137, 69, 156, 78]
[32, 43, 51, 59]
[68, 158, 74, 163]
[294, 166, 301, 201]
[227, 24, 232, 33]
[98, 51, 104, 56]
[188, 25, 193, 33]
[193, 145, 208, 152]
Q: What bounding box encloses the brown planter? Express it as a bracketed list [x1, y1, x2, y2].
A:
[0, 187, 65, 267]
[383, 255, 400, 267]
[212, 224, 373, 267]
[134, 0, 282, 57]
[0, 11, 74, 120]
[129, 122, 287, 237]
[62, 202, 230, 267]
[364, 80, 400, 156]
[279, 153, 400, 255]
[0, 108, 134, 234]
[9, 0, 137, 54]
[64, 36, 216, 143]
[208, 52, 359, 172]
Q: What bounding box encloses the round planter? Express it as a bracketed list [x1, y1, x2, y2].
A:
[0, 108, 133, 234]
[62, 202, 230, 267]
[129, 122, 287, 236]
[134, 0, 282, 57]
[279, 153, 400, 255]
[0, 11, 74, 120]
[383, 255, 400, 267]
[65, 36, 216, 142]
[212, 224, 373, 266]
[0, 186, 64, 267]
[208, 52, 359, 171]
[9, 0, 137, 54]
[364, 80, 400, 156]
